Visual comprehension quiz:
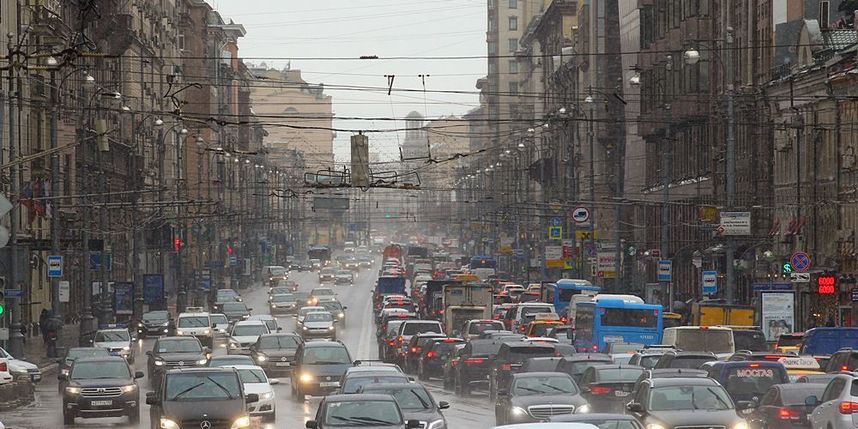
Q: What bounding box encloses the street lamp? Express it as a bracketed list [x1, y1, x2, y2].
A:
[683, 48, 701, 65]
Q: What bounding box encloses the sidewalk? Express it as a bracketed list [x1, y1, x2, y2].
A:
[20, 322, 81, 373]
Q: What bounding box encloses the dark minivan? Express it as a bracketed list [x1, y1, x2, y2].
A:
[146, 367, 256, 429]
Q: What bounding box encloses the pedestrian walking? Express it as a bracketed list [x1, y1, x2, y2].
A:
[44, 314, 62, 358]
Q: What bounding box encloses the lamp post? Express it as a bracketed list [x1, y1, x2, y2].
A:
[584, 93, 596, 283]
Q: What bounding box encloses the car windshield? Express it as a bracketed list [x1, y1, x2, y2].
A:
[723, 366, 786, 396]
[268, 267, 287, 276]
[210, 315, 228, 325]
[233, 325, 268, 336]
[321, 268, 335, 275]
[469, 321, 504, 334]
[367, 387, 434, 411]
[470, 341, 504, 357]
[638, 355, 664, 369]
[94, 331, 130, 342]
[322, 302, 343, 312]
[402, 322, 443, 335]
[513, 375, 578, 395]
[778, 335, 803, 347]
[733, 330, 768, 352]
[324, 400, 402, 426]
[143, 312, 168, 321]
[223, 303, 248, 312]
[314, 289, 335, 296]
[272, 294, 294, 302]
[301, 307, 325, 316]
[302, 346, 351, 364]
[337, 271, 351, 276]
[521, 306, 553, 318]
[208, 356, 253, 367]
[670, 357, 713, 369]
[217, 290, 238, 297]
[271, 289, 290, 296]
[306, 313, 333, 322]
[71, 360, 130, 379]
[67, 348, 110, 363]
[567, 360, 612, 377]
[178, 316, 209, 328]
[649, 385, 733, 411]
[157, 339, 203, 353]
[165, 373, 241, 401]
[259, 336, 301, 349]
[596, 368, 645, 382]
[235, 368, 268, 384]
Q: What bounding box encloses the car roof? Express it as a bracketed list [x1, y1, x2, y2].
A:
[358, 382, 427, 392]
[549, 414, 637, 422]
[233, 320, 267, 326]
[259, 332, 300, 338]
[491, 423, 600, 429]
[501, 341, 554, 349]
[710, 360, 785, 368]
[223, 365, 266, 371]
[649, 377, 720, 387]
[563, 354, 612, 361]
[165, 367, 239, 375]
[178, 312, 210, 317]
[513, 371, 573, 379]
[324, 393, 399, 403]
[96, 328, 129, 333]
[73, 356, 128, 364]
[248, 315, 275, 320]
[303, 341, 347, 348]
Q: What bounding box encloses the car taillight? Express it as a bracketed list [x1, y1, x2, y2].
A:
[388, 340, 395, 346]
[436, 310, 443, 315]
[426, 352, 436, 359]
[590, 386, 613, 395]
[778, 407, 799, 420]
[592, 345, 598, 351]
[410, 347, 419, 353]
[843, 365, 850, 371]
[500, 363, 512, 371]
[0, 362, 6, 372]
[451, 360, 459, 366]
[464, 358, 485, 364]
[840, 401, 858, 414]
[397, 336, 403, 344]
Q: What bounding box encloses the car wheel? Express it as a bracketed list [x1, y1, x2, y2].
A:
[63, 410, 74, 425]
[129, 406, 140, 424]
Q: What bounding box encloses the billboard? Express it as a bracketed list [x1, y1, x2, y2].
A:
[761, 292, 795, 341]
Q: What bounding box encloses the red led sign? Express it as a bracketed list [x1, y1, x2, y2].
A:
[817, 275, 836, 294]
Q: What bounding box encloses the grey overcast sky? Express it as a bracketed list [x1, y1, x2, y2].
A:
[212, 0, 487, 163]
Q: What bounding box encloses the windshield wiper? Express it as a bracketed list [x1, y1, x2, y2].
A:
[349, 416, 398, 425]
[170, 382, 205, 400]
[540, 383, 571, 393]
[515, 386, 545, 394]
[706, 387, 731, 410]
[407, 390, 430, 408]
[207, 376, 235, 399]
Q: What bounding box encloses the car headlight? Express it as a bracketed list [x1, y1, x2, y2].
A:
[427, 419, 446, 429]
[299, 372, 315, 383]
[176, 331, 184, 335]
[328, 326, 335, 331]
[160, 418, 180, 429]
[154, 359, 165, 366]
[511, 406, 527, 416]
[256, 353, 268, 362]
[646, 424, 667, 429]
[231, 415, 251, 429]
[202, 329, 210, 335]
[161, 321, 170, 327]
[121, 384, 136, 393]
[229, 341, 240, 349]
[61, 368, 69, 376]
[122, 346, 131, 351]
[260, 391, 274, 400]
[303, 326, 309, 331]
[65, 386, 82, 394]
[338, 313, 345, 319]
[731, 423, 749, 429]
[197, 358, 208, 365]
[575, 404, 591, 414]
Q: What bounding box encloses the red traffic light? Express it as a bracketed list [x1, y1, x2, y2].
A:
[173, 238, 182, 251]
[227, 246, 233, 255]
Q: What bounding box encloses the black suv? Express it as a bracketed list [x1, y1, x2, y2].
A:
[60, 356, 143, 424]
[822, 348, 858, 373]
[404, 332, 445, 373]
[306, 394, 421, 429]
[250, 333, 303, 377]
[417, 337, 464, 381]
[452, 339, 505, 396]
[653, 351, 717, 370]
[489, 342, 556, 400]
[291, 340, 354, 400]
[146, 337, 210, 386]
[146, 367, 257, 429]
[137, 310, 174, 338]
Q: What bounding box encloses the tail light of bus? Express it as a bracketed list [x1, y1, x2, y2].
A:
[590, 386, 613, 395]
[839, 401, 858, 414]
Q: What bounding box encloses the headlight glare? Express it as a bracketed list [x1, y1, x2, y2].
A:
[328, 326, 335, 331]
[731, 423, 749, 429]
[65, 386, 82, 394]
[576, 404, 591, 414]
[121, 384, 136, 393]
[299, 372, 315, 383]
[256, 354, 268, 362]
[303, 326, 309, 331]
[231, 415, 251, 429]
[646, 424, 667, 429]
[122, 346, 130, 351]
[511, 406, 527, 416]
[197, 358, 208, 365]
[154, 359, 165, 366]
[160, 418, 180, 429]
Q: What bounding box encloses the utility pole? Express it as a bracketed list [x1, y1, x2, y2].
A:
[49, 67, 60, 319]
[6, 34, 22, 358]
[724, 27, 737, 304]
[79, 68, 94, 346]
[587, 96, 596, 283]
[662, 121, 672, 311]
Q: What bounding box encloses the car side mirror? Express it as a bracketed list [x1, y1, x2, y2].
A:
[343, 306, 348, 310]
[145, 392, 159, 405]
[805, 395, 820, 407]
[305, 421, 318, 429]
[269, 378, 280, 385]
[627, 402, 644, 413]
[146, 351, 152, 356]
[497, 388, 508, 397]
[247, 308, 253, 312]
[438, 401, 450, 410]
[134, 371, 144, 379]
[57, 374, 67, 381]
[736, 400, 756, 410]
[246, 393, 259, 403]
[211, 324, 217, 329]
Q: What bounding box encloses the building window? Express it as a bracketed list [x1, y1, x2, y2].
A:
[509, 16, 518, 31]
[488, 41, 498, 55]
[509, 60, 518, 74]
[508, 38, 518, 52]
[820, 1, 830, 29]
[509, 0, 517, 8]
[509, 82, 519, 95]
[488, 17, 496, 32]
[177, 33, 185, 51]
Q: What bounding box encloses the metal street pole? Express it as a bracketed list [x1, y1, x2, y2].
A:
[724, 30, 737, 304]
[6, 35, 22, 357]
[50, 69, 61, 319]
[662, 121, 672, 311]
[587, 102, 596, 283]
[79, 71, 94, 346]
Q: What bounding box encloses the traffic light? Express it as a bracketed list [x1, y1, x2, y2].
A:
[0, 290, 5, 316]
[173, 237, 182, 251]
[227, 246, 233, 255]
[782, 262, 793, 274]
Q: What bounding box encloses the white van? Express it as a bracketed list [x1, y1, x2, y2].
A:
[662, 326, 735, 358]
[175, 311, 213, 347]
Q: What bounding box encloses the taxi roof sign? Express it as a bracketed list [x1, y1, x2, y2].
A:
[535, 313, 561, 321]
[186, 306, 205, 313]
[777, 356, 820, 370]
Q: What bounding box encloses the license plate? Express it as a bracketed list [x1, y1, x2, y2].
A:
[319, 381, 339, 387]
[275, 362, 291, 367]
[91, 400, 113, 407]
[614, 391, 630, 397]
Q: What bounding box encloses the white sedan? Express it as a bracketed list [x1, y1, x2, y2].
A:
[0, 347, 40, 382]
[227, 365, 277, 422]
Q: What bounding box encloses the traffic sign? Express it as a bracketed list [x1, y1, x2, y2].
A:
[790, 252, 811, 273]
[4, 289, 23, 299]
[59, 281, 70, 303]
[548, 226, 562, 240]
[702, 271, 718, 295]
[571, 207, 590, 224]
[550, 217, 562, 227]
[790, 272, 810, 283]
[47, 255, 63, 278]
[657, 260, 672, 282]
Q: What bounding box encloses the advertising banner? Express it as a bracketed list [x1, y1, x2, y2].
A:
[143, 274, 164, 305]
[761, 292, 795, 341]
[113, 282, 133, 315]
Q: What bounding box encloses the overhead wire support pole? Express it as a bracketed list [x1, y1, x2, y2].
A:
[6, 33, 22, 358]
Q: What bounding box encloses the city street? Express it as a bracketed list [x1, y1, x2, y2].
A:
[0, 262, 494, 429]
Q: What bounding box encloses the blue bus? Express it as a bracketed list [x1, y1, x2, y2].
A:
[541, 279, 600, 317]
[574, 296, 663, 352]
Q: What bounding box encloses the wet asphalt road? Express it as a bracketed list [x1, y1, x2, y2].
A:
[0, 260, 496, 429]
